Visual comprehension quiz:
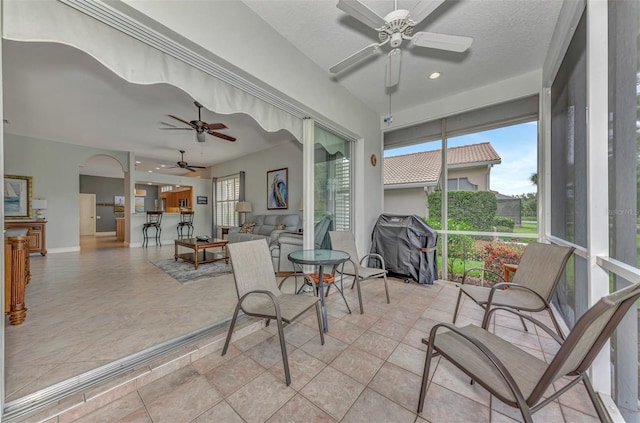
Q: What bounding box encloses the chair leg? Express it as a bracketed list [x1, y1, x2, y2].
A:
[519, 315, 529, 332]
[452, 289, 463, 324]
[353, 278, 364, 314]
[548, 307, 566, 340]
[582, 374, 609, 423]
[417, 341, 435, 413]
[315, 302, 325, 345]
[382, 274, 390, 304]
[275, 317, 291, 386]
[332, 281, 352, 314]
[222, 302, 242, 356]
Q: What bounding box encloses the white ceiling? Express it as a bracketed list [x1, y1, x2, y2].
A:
[2, 0, 563, 178]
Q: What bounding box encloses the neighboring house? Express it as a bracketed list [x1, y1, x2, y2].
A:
[383, 142, 501, 217]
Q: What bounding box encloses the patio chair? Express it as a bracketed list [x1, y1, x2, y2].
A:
[418, 281, 640, 422]
[222, 239, 324, 386]
[328, 231, 389, 314]
[452, 242, 574, 337]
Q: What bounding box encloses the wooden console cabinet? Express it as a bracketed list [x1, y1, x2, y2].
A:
[4, 220, 47, 255]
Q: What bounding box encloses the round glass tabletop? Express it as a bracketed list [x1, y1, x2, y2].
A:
[288, 249, 350, 265]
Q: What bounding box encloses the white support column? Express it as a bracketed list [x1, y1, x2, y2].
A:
[585, 0, 611, 394]
[539, 88, 551, 241]
[441, 119, 448, 281]
[0, 0, 6, 410]
[302, 118, 315, 250]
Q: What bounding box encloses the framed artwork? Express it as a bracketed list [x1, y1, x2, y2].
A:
[267, 168, 288, 210]
[134, 196, 145, 213]
[4, 175, 33, 219]
[197, 196, 208, 205]
[114, 195, 125, 213]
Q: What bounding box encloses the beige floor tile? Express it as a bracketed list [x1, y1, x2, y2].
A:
[351, 330, 399, 360]
[324, 319, 366, 344]
[368, 318, 412, 342]
[266, 394, 336, 423]
[139, 369, 221, 423]
[245, 335, 294, 369]
[299, 334, 348, 363]
[204, 354, 265, 397]
[420, 382, 490, 422]
[368, 362, 423, 412]
[387, 342, 427, 376]
[491, 396, 564, 423]
[193, 400, 244, 423]
[342, 388, 416, 423]
[431, 359, 491, 405]
[268, 348, 327, 391]
[330, 346, 384, 385]
[300, 366, 365, 421]
[226, 371, 296, 423]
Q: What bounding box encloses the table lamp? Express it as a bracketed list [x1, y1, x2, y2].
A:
[32, 199, 48, 220]
[236, 201, 252, 225]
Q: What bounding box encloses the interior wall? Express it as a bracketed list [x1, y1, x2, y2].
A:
[211, 139, 302, 231]
[4, 133, 129, 252]
[80, 175, 125, 232]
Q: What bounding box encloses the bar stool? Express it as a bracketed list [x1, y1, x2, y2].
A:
[142, 211, 163, 247]
[177, 210, 194, 239]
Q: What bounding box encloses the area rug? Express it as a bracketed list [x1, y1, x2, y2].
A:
[152, 258, 233, 284]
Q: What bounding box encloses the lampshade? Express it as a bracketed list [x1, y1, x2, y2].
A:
[236, 201, 252, 213]
[32, 199, 47, 210]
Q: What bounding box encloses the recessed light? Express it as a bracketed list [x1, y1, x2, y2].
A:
[160, 165, 166, 168]
[148, 170, 152, 173]
[429, 72, 441, 80]
[155, 167, 160, 170]
[135, 160, 141, 164]
[147, 182, 152, 185]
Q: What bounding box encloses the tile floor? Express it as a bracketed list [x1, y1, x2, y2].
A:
[6, 237, 601, 422]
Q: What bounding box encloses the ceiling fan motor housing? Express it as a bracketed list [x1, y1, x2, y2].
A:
[378, 9, 412, 47]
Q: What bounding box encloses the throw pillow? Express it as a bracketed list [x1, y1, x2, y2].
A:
[275, 223, 286, 230]
[239, 222, 256, 233]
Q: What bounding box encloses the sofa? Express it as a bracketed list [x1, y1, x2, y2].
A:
[227, 214, 300, 245]
[270, 215, 333, 272]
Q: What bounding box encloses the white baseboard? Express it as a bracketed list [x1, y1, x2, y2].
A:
[47, 246, 81, 254]
[95, 232, 116, 237]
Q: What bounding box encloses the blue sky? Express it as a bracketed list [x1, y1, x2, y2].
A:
[384, 121, 538, 196]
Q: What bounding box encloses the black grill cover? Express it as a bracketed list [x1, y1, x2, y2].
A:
[369, 214, 438, 284]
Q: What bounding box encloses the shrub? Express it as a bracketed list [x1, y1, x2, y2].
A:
[493, 216, 515, 232]
[482, 241, 525, 283]
[427, 190, 497, 231]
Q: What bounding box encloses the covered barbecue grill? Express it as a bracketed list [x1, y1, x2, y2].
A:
[369, 214, 438, 284]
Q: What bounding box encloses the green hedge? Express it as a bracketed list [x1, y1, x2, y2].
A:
[427, 191, 497, 231]
[493, 216, 515, 232]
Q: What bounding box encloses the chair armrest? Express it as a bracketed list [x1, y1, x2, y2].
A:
[361, 253, 386, 270]
[461, 267, 505, 286]
[238, 289, 282, 318]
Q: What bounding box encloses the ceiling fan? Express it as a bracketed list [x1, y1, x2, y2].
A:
[170, 150, 206, 172]
[160, 101, 236, 143]
[330, 0, 473, 87]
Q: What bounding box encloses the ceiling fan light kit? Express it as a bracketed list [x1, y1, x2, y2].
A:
[331, 0, 473, 88]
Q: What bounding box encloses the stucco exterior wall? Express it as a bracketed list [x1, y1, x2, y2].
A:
[384, 187, 427, 218]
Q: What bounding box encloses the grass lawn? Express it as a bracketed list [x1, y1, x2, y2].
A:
[514, 221, 537, 234]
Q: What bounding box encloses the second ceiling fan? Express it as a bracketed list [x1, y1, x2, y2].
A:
[330, 0, 473, 87]
[160, 101, 237, 143]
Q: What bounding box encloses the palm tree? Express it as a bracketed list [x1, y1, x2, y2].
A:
[530, 172, 538, 185]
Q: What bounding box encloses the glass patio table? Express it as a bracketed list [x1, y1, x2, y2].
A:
[288, 249, 350, 332]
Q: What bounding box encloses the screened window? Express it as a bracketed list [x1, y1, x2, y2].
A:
[447, 177, 477, 191]
[215, 174, 240, 227]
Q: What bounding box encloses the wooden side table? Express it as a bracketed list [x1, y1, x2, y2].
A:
[220, 226, 230, 240]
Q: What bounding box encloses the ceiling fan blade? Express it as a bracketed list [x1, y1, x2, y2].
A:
[330, 43, 381, 74]
[159, 121, 177, 127]
[337, 0, 387, 31]
[186, 167, 197, 172]
[204, 122, 227, 131]
[209, 131, 237, 142]
[411, 31, 473, 52]
[187, 165, 206, 169]
[408, 0, 446, 25]
[159, 127, 193, 130]
[385, 49, 402, 88]
[168, 114, 196, 129]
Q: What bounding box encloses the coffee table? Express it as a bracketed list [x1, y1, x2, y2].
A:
[174, 238, 229, 270]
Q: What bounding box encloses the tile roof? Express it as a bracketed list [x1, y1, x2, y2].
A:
[383, 142, 501, 186]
